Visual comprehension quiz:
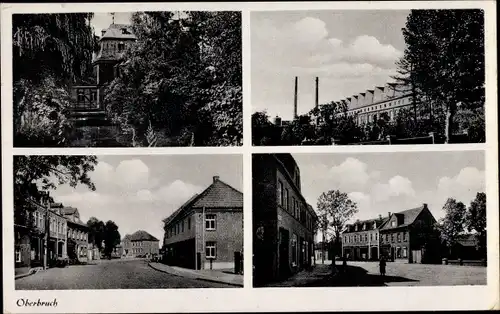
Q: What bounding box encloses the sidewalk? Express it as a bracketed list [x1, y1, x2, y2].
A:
[266, 263, 335, 287]
[148, 262, 243, 287]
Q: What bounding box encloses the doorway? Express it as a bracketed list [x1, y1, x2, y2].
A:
[278, 228, 290, 279]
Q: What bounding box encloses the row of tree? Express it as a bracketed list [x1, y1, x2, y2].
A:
[86, 217, 121, 259]
[315, 189, 487, 261]
[252, 9, 485, 146]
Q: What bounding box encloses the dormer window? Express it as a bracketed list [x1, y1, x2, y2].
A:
[391, 221, 396, 227]
[121, 28, 131, 35]
[373, 222, 377, 229]
[355, 225, 358, 231]
[362, 223, 366, 230]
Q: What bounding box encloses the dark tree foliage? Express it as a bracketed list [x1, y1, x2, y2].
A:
[14, 155, 98, 227]
[466, 192, 487, 258]
[394, 9, 485, 143]
[87, 217, 106, 251]
[103, 220, 121, 259]
[13, 13, 97, 147]
[104, 11, 242, 147]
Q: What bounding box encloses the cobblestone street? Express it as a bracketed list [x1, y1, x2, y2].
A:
[15, 259, 233, 290]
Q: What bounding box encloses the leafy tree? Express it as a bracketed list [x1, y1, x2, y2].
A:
[87, 217, 106, 251]
[104, 11, 242, 147]
[466, 192, 487, 258]
[438, 198, 467, 257]
[395, 10, 485, 143]
[316, 190, 358, 258]
[13, 13, 97, 147]
[14, 155, 98, 227]
[103, 220, 121, 258]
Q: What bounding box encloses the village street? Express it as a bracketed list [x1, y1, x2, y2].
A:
[271, 262, 487, 287]
[15, 258, 233, 290]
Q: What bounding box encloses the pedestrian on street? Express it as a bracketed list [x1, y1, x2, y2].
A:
[379, 256, 386, 278]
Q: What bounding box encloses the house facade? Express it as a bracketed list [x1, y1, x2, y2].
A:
[123, 230, 160, 257]
[342, 204, 440, 264]
[52, 203, 89, 263]
[253, 154, 318, 286]
[342, 216, 388, 261]
[14, 199, 69, 275]
[71, 22, 136, 111]
[162, 176, 243, 270]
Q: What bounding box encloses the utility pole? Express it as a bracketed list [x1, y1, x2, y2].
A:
[110, 12, 115, 25]
[43, 193, 50, 270]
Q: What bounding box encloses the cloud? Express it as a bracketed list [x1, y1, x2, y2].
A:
[154, 180, 204, 207]
[328, 157, 379, 190]
[115, 159, 151, 190]
[253, 16, 402, 74]
[371, 175, 415, 202]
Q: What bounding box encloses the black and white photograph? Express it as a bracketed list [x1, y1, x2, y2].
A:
[251, 10, 485, 146]
[13, 11, 242, 147]
[14, 154, 243, 289]
[253, 152, 486, 287]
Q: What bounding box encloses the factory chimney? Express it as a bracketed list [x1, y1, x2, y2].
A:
[315, 77, 319, 109]
[294, 76, 298, 119]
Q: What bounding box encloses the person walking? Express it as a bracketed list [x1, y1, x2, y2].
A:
[379, 256, 387, 278]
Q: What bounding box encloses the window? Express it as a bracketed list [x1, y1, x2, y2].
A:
[397, 233, 402, 242]
[391, 233, 395, 242]
[188, 217, 191, 230]
[205, 214, 216, 230]
[277, 180, 283, 206]
[370, 233, 373, 241]
[291, 234, 298, 266]
[391, 221, 396, 227]
[181, 220, 185, 233]
[118, 42, 125, 52]
[284, 189, 289, 210]
[403, 247, 408, 258]
[15, 249, 21, 262]
[375, 233, 378, 241]
[403, 232, 407, 241]
[292, 197, 296, 216]
[39, 213, 44, 228]
[34, 212, 38, 227]
[397, 247, 402, 258]
[206, 241, 216, 259]
[365, 234, 368, 242]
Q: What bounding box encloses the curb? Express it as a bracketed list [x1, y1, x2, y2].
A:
[148, 263, 243, 287]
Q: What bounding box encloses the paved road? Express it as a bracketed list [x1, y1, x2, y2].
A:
[336, 261, 486, 286]
[16, 259, 233, 290]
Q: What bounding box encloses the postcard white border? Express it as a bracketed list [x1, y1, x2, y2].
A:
[2, 1, 498, 313]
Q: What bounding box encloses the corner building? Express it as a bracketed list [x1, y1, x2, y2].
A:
[253, 154, 318, 286]
[162, 176, 243, 270]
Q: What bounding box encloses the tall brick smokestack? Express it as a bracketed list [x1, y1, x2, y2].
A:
[315, 77, 319, 109]
[294, 76, 298, 119]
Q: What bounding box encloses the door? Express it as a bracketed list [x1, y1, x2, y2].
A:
[412, 250, 422, 263]
[279, 228, 290, 278]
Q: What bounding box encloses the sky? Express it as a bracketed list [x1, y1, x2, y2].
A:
[50, 155, 243, 243]
[90, 12, 133, 36]
[251, 10, 410, 120]
[291, 151, 485, 241]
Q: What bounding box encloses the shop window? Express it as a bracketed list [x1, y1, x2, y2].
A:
[206, 241, 216, 259]
[403, 247, 408, 258]
[291, 234, 298, 266]
[205, 214, 216, 230]
[284, 189, 289, 210]
[277, 180, 283, 206]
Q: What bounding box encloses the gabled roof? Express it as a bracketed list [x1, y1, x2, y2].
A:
[379, 205, 429, 231]
[163, 177, 243, 226]
[344, 216, 389, 233]
[101, 23, 136, 40]
[122, 234, 132, 241]
[129, 230, 159, 242]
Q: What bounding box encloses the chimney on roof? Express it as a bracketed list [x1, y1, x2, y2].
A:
[423, 203, 428, 209]
[315, 77, 319, 109]
[388, 212, 391, 217]
[101, 29, 106, 36]
[293, 76, 298, 119]
[379, 214, 382, 220]
[213, 176, 220, 183]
